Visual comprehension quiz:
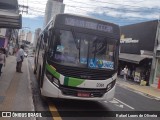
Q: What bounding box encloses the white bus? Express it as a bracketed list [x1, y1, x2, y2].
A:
[34, 14, 120, 101]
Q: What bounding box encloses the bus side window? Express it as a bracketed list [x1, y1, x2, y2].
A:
[36, 37, 42, 51]
[36, 38, 41, 52]
[48, 29, 55, 57]
[40, 35, 44, 50]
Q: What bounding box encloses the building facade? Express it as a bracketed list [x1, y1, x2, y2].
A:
[0, 0, 22, 28]
[154, 22, 160, 87]
[119, 20, 159, 87]
[0, 28, 19, 55]
[44, 0, 65, 27]
[19, 30, 26, 41]
[26, 31, 32, 43]
[33, 28, 41, 48]
[0, 28, 7, 48]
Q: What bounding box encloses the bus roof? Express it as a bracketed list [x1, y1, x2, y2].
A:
[56, 13, 118, 26]
[41, 13, 120, 39]
[53, 14, 119, 34]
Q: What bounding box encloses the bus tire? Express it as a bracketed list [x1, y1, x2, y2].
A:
[38, 69, 47, 101]
[33, 67, 37, 74]
[40, 75, 43, 88]
[38, 67, 41, 87]
[34, 58, 37, 74]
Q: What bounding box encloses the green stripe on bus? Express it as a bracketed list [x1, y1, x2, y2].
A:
[46, 64, 85, 87]
[64, 77, 84, 87]
[64, 77, 69, 86]
[46, 64, 60, 79]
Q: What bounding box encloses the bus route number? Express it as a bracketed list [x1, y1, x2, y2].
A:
[96, 83, 104, 88]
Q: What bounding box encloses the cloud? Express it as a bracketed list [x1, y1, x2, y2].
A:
[18, 0, 160, 22]
[18, 0, 46, 17]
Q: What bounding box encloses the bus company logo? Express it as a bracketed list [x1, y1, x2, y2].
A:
[2, 112, 11, 117]
[97, 60, 103, 68]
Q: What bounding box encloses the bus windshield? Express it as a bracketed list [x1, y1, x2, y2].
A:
[49, 29, 116, 70]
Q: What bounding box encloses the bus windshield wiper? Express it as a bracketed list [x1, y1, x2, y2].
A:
[71, 29, 79, 49]
[92, 38, 107, 60]
[71, 29, 81, 62]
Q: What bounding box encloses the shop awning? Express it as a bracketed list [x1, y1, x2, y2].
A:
[119, 53, 151, 64]
[0, 10, 22, 29]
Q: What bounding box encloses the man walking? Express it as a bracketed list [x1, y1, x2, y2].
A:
[16, 45, 24, 73]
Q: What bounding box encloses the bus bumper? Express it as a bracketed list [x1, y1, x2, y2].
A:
[41, 75, 115, 101]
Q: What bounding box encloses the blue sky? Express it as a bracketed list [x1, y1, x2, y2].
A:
[19, 0, 160, 33]
[22, 17, 44, 33]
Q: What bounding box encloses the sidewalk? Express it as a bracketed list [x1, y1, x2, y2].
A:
[117, 76, 160, 100]
[0, 56, 35, 120]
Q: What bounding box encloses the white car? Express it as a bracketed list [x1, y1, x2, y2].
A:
[24, 52, 28, 57]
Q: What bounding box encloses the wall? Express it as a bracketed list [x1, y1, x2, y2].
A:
[120, 20, 158, 54]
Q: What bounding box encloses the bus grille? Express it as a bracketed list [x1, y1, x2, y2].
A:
[60, 86, 106, 97]
[50, 62, 114, 80]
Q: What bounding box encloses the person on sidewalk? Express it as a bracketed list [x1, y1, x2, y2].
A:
[123, 65, 128, 81]
[16, 45, 24, 73]
[0, 48, 6, 76]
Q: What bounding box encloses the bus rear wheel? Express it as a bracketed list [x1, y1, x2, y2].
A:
[33, 67, 37, 74]
[38, 69, 46, 100]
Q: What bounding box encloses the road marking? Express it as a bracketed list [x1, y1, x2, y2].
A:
[109, 99, 119, 104]
[104, 98, 135, 110]
[48, 102, 62, 120]
[114, 98, 135, 110]
[115, 104, 124, 108]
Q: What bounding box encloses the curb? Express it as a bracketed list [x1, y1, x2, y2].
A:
[27, 59, 36, 120]
[116, 82, 160, 101]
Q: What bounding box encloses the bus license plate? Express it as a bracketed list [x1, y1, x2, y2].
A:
[77, 92, 90, 97]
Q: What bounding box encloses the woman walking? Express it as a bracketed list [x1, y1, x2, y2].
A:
[123, 65, 128, 81]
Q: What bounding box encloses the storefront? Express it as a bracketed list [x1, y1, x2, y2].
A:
[0, 37, 5, 47]
[120, 20, 158, 86]
[154, 59, 160, 85]
[118, 53, 152, 85]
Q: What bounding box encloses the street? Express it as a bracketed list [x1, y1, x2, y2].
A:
[27, 57, 160, 120]
[1, 0, 160, 120]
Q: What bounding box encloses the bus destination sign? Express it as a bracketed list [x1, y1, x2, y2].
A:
[65, 17, 113, 33]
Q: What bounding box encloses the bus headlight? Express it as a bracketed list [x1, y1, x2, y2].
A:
[46, 71, 60, 87]
[106, 80, 116, 92]
[53, 78, 59, 86]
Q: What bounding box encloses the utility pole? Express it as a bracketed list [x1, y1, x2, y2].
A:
[18, 5, 29, 14]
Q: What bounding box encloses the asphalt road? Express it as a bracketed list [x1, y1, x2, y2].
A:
[28, 57, 160, 120]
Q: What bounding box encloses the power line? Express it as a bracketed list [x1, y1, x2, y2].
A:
[65, 5, 157, 20]
[20, 0, 158, 23]
[25, 0, 160, 14]
[29, 8, 45, 13]
[19, 4, 29, 14]
[91, 0, 143, 8]
[68, 0, 160, 12]
[27, 4, 157, 21]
